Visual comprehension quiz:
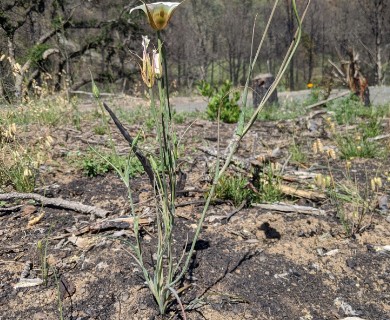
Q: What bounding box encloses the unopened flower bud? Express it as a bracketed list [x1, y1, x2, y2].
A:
[327, 149, 336, 160]
[153, 50, 162, 78]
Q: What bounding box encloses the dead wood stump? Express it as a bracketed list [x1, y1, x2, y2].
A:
[252, 73, 278, 108]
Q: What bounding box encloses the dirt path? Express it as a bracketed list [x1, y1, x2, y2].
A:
[74, 86, 390, 113]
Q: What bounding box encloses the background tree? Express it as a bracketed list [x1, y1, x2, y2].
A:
[1, 0, 390, 102]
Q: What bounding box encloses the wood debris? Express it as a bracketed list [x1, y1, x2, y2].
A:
[0, 192, 110, 218]
[252, 202, 325, 215]
[279, 184, 327, 201]
[51, 216, 153, 240]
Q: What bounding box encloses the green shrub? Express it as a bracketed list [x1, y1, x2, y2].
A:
[360, 118, 383, 139]
[70, 148, 144, 177]
[214, 174, 255, 206]
[289, 142, 307, 164]
[336, 134, 381, 159]
[214, 167, 282, 206]
[329, 95, 390, 125]
[254, 165, 283, 203]
[258, 102, 305, 121]
[198, 80, 241, 123]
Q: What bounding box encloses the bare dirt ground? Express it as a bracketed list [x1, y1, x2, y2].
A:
[71, 86, 390, 114]
[1, 93, 390, 320]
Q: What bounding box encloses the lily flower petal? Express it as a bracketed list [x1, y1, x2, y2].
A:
[130, 2, 181, 30]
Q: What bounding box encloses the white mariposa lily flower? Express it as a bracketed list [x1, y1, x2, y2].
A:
[130, 2, 181, 30]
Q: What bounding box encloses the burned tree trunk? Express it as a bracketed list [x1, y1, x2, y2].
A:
[329, 49, 370, 106]
[345, 50, 370, 106]
[252, 73, 278, 108]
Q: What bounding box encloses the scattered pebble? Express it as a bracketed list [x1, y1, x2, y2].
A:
[13, 278, 43, 289]
[206, 215, 225, 223]
[96, 261, 109, 270]
[346, 259, 357, 269]
[377, 195, 388, 213]
[334, 297, 361, 316]
[317, 248, 339, 257]
[324, 249, 339, 256]
[274, 272, 289, 279]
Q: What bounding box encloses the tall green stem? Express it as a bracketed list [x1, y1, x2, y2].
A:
[157, 31, 172, 121]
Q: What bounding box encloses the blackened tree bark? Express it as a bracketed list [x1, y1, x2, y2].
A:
[285, 0, 295, 90]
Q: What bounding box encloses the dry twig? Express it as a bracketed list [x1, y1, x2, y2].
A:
[252, 202, 325, 215]
[0, 192, 109, 218]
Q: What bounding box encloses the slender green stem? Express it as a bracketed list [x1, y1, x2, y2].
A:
[157, 30, 172, 121]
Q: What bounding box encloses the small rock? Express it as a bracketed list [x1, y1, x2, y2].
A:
[271, 147, 282, 157]
[307, 119, 319, 132]
[346, 259, 357, 269]
[317, 248, 339, 257]
[245, 239, 259, 244]
[274, 272, 289, 279]
[32, 312, 47, 320]
[96, 261, 109, 270]
[324, 249, 339, 256]
[334, 297, 361, 316]
[143, 234, 152, 241]
[310, 263, 320, 271]
[121, 293, 129, 301]
[378, 195, 388, 212]
[207, 215, 225, 223]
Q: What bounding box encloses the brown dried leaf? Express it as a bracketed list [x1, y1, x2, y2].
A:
[21, 205, 36, 217]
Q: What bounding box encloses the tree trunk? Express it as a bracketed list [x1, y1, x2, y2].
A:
[0, 79, 5, 102]
[286, 0, 295, 90]
[374, 0, 384, 85]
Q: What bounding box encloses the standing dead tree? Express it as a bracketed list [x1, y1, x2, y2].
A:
[329, 49, 370, 106]
[0, 1, 73, 101]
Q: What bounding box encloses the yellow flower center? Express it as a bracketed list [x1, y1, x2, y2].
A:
[153, 10, 168, 29]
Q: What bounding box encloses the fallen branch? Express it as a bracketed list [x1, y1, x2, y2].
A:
[51, 216, 153, 240]
[224, 200, 247, 222]
[0, 205, 23, 217]
[367, 133, 390, 142]
[70, 90, 118, 97]
[175, 199, 226, 208]
[0, 193, 109, 218]
[282, 170, 318, 180]
[198, 146, 281, 171]
[306, 91, 349, 110]
[280, 184, 327, 201]
[103, 102, 155, 187]
[252, 202, 325, 215]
